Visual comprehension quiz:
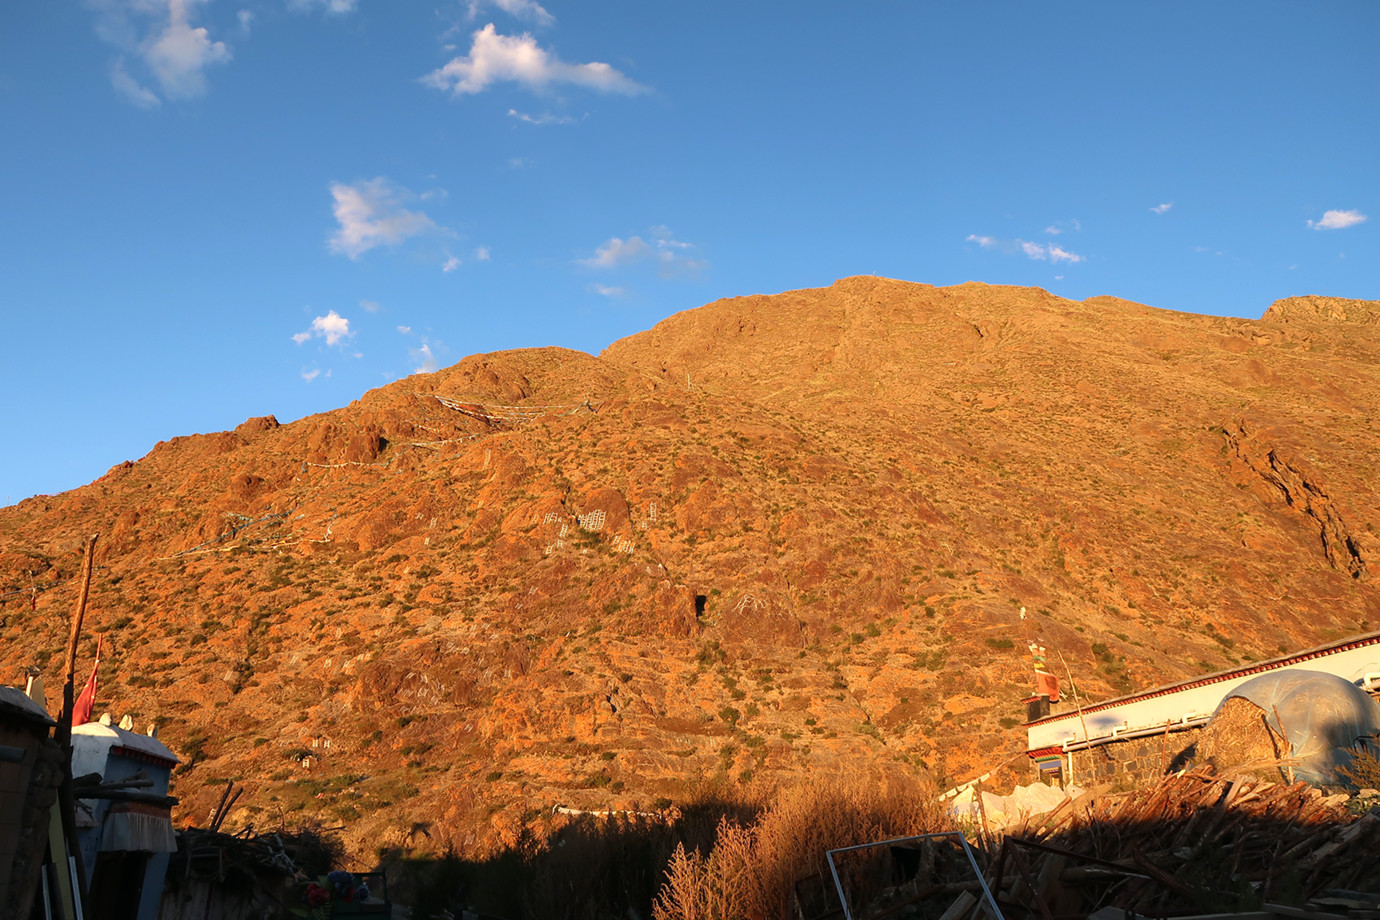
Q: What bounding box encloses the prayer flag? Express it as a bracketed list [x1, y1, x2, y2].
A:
[72, 636, 103, 726]
[1035, 669, 1060, 703]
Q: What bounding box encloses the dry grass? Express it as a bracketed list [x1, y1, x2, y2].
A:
[653, 771, 950, 920]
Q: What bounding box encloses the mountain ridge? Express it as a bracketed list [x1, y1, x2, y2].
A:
[2, 277, 1376, 858]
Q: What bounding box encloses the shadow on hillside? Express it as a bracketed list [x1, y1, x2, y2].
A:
[378, 796, 761, 920]
[376, 774, 1377, 920]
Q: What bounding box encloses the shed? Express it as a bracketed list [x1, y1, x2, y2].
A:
[0, 685, 62, 920]
[70, 719, 180, 920]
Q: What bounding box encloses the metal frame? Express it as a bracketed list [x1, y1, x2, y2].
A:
[825, 831, 1003, 920]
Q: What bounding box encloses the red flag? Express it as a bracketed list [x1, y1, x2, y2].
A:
[1034, 669, 1060, 703]
[72, 636, 103, 726]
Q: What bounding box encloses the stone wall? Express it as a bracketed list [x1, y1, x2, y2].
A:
[1071, 727, 1203, 788]
[1032, 726, 1204, 789]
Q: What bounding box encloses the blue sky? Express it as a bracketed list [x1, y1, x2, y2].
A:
[1, 1, 1376, 503]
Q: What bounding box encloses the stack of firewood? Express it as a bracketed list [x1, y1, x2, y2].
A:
[979, 769, 1380, 920]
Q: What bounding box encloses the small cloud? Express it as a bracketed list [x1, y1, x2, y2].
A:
[967, 234, 1083, 264]
[506, 157, 533, 169]
[507, 109, 578, 126]
[580, 235, 651, 268]
[581, 227, 706, 277]
[411, 342, 439, 374]
[301, 368, 321, 382]
[651, 225, 692, 249]
[143, 0, 233, 101]
[360, 299, 381, 313]
[442, 256, 461, 272]
[328, 177, 445, 259]
[237, 9, 254, 34]
[289, 0, 358, 14]
[111, 59, 160, 109]
[467, 0, 555, 26]
[424, 24, 648, 97]
[293, 310, 352, 346]
[1043, 219, 1081, 235]
[475, 246, 490, 261]
[420, 188, 449, 201]
[396, 325, 412, 334]
[1150, 202, 1173, 215]
[1308, 209, 1367, 230]
[589, 283, 625, 297]
[656, 249, 708, 278]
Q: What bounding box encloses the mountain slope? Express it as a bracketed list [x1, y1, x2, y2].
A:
[2, 277, 1376, 857]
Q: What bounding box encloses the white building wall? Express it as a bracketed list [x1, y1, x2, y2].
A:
[1027, 639, 1380, 752]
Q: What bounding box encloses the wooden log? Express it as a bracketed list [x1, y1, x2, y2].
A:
[937, 890, 977, 920]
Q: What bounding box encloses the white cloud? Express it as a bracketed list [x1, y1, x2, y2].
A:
[1151, 202, 1173, 215]
[293, 310, 352, 346]
[442, 256, 461, 272]
[467, 0, 555, 26]
[424, 24, 647, 97]
[967, 234, 1084, 264]
[111, 58, 160, 109]
[475, 246, 491, 261]
[581, 227, 707, 277]
[580, 235, 651, 268]
[328, 177, 444, 259]
[651, 225, 692, 249]
[1043, 219, 1081, 235]
[411, 343, 439, 374]
[289, 0, 358, 13]
[656, 249, 708, 278]
[93, 0, 230, 105]
[507, 108, 578, 126]
[507, 157, 533, 169]
[237, 9, 253, 34]
[360, 299, 381, 313]
[301, 368, 321, 382]
[589, 283, 625, 297]
[143, 0, 231, 101]
[1044, 244, 1083, 264]
[1308, 209, 1367, 230]
[396, 325, 412, 334]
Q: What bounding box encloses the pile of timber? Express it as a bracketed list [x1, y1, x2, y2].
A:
[160, 782, 344, 920]
[983, 769, 1380, 920]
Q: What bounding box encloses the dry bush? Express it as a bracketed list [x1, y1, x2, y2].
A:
[653, 771, 949, 920]
[1339, 745, 1380, 790]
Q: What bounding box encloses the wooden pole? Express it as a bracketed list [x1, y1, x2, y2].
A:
[58, 536, 97, 733]
[55, 534, 98, 913]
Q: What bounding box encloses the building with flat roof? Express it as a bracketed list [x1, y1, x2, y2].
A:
[1024, 630, 1380, 785]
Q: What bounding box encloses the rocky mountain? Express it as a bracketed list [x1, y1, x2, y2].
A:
[2, 277, 1376, 858]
